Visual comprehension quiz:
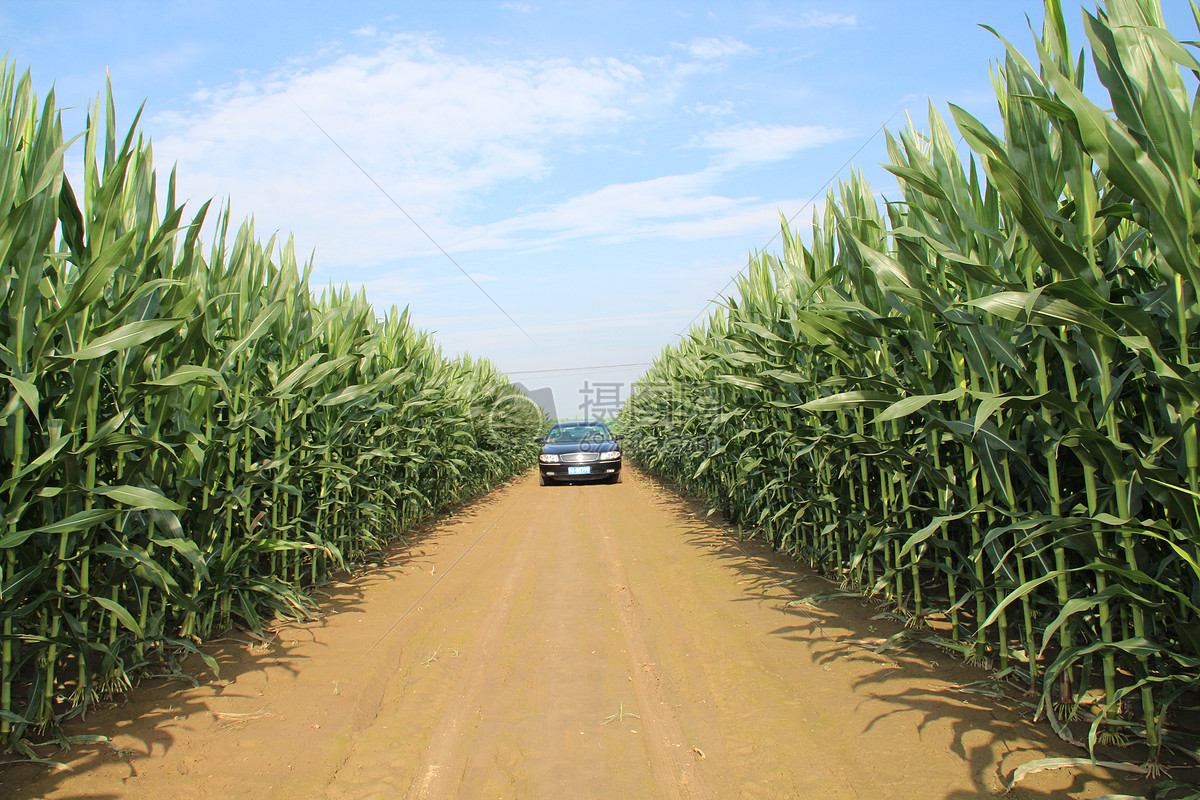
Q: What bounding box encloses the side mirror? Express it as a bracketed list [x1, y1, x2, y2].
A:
[535, 437, 546, 444]
[614, 434, 625, 441]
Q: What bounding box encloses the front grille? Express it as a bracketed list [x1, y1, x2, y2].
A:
[560, 452, 600, 464]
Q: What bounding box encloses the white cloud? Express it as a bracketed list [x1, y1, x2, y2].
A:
[150, 34, 646, 267]
[691, 100, 735, 116]
[500, 2, 536, 12]
[501, 172, 730, 235]
[700, 123, 852, 167]
[440, 122, 845, 251]
[142, 26, 850, 302]
[358, 272, 431, 307]
[656, 203, 788, 240]
[752, 11, 858, 30]
[453, 168, 806, 253]
[679, 36, 753, 60]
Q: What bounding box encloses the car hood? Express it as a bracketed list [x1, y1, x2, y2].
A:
[541, 442, 619, 455]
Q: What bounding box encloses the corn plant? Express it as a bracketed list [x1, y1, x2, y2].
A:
[620, 0, 1200, 763]
[0, 63, 544, 753]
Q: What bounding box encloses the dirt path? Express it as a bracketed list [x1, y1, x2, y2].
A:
[1, 467, 1162, 799]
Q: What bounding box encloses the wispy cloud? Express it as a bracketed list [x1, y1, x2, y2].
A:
[444, 120, 848, 250]
[356, 272, 432, 306]
[144, 25, 850, 292]
[699, 123, 853, 167]
[151, 33, 646, 269]
[691, 100, 735, 116]
[751, 10, 858, 30]
[678, 36, 753, 60]
[410, 121, 846, 252]
[500, 2, 537, 13]
[456, 169, 811, 253]
[484, 171, 736, 239]
[354, 268, 504, 308]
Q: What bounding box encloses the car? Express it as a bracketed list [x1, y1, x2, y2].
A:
[536, 421, 624, 485]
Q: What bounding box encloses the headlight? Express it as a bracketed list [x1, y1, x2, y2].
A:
[599, 450, 621, 461]
[539, 454, 560, 463]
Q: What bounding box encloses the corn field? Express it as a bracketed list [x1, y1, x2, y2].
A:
[0, 65, 543, 752]
[620, 0, 1200, 762]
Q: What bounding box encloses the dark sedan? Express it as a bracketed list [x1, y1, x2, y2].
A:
[536, 421, 623, 485]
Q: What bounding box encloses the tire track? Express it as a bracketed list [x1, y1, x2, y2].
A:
[593, 504, 715, 800]
[402, 484, 538, 800]
[7, 470, 1165, 800]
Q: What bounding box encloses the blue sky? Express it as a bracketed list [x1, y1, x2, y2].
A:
[3, 1, 1194, 419]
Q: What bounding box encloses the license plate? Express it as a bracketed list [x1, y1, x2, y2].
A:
[567, 466, 591, 475]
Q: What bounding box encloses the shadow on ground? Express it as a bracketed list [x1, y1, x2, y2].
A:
[0, 474, 522, 799]
[629, 464, 1197, 799]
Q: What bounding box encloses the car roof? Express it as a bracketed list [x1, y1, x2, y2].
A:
[550, 421, 610, 429]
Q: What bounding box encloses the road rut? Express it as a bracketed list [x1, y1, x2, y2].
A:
[1, 467, 1156, 799]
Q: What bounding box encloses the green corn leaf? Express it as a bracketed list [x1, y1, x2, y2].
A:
[2, 375, 39, 422]
[66, 318, 183, 361]
[716, 374, 764, 390]
[219, 300, 285, 372]
[31, 508, 120, 537]
[142, 365, 228, 394]
[0, 434, 74, 495]
[898, 508, 977, 559]
[151, 537, 209, 578]
[800, 390, 894, 413]
[966, 291, 1115, 335]
[48, 231, 136, 322]
[90, 595, 144, 637]
[876, 387, 966, 423]
[270, 353, 325, 397]
[93, 485, 186, 511]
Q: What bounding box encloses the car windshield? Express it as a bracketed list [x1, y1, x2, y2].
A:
[546, 424, 612, 443]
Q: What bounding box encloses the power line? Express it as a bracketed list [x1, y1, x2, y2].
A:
[295, 103, 537, 345]
[507, 362, 651, 377]
[680, 108, 902, 335]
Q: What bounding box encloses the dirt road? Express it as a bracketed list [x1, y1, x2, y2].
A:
[2, 467, 1157, 799]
